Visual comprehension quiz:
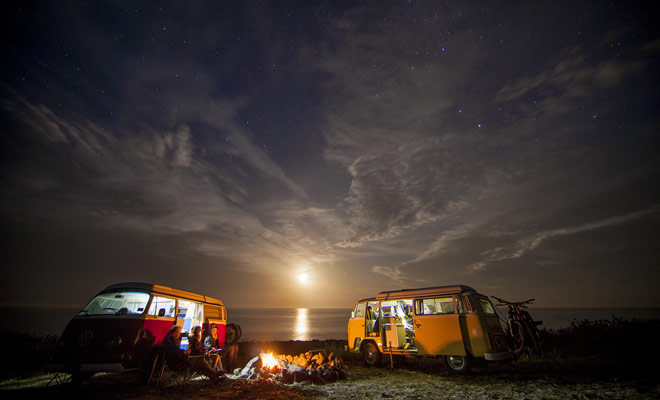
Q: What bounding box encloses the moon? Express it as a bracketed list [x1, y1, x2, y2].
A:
[297, 272, 310, 285]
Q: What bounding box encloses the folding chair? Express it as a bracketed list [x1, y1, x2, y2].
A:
[208, 351, 224, 373]
[147, 346, 197, 386]
[46, 372, 71, 386]
[146, 346, 166, 386]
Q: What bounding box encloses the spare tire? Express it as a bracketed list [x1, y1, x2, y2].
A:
[225, 323, 242, 346]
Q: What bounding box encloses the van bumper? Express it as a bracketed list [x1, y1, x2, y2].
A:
[484, 351, 511, 361]
[47, 363, 134, 374]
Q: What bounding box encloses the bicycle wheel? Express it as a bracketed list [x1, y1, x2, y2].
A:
[521, 313, 542, 353]
[509, 319, 525, 353]
[526, 323, 543, 353]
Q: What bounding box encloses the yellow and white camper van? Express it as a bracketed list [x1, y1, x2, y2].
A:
[347, 285, 510, 372]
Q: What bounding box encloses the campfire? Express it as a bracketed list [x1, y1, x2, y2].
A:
[231, 350, 348, 384]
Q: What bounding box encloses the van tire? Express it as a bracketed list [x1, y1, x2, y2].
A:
[362, 342, 381, 367]
[444, 355, 472, 373]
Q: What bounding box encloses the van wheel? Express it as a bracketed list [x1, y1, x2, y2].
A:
[362, 342, 381, 367]
[444, 355, 472, 373]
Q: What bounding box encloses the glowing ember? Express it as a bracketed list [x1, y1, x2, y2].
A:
[261, 353, 279, 369]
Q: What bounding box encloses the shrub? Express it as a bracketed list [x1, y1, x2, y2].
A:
[540, 317, 660, 360]
[0, 331, 58, 380]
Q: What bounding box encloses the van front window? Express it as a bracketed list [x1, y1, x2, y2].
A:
[79, 291, 150, 315]
[478, 297, 496, 315]
[352, 303, 366, 318]
[148, 296, 176, 318]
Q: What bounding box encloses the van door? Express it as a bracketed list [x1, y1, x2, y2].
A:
[144, 295, 177, 343]
[177, 299, 203, 336]
[365, 301, 380, 337]
[347, 302, 367, 350]
[380, 299, 414, 349]
[413, 297, 466, 356]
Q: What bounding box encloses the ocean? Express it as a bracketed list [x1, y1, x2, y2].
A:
[2, 306, 659, 340]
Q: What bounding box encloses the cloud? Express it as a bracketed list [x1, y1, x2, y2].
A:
[314, 5, 659, 297]
[316, 16, 496, 247]
[496, 47, 635, 104]
[316, 7, 509, 249]
[1, 92, 339, 275]
[334, 135, 484, 247]
[154, 126, 194, 168]
[408, 223, 482, 264]
[199, 102, 308, 199]
[371, 265, 405, 284]
[469, 206, 660, 271]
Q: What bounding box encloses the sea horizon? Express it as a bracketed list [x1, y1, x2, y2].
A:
[2, 306, 659, 340]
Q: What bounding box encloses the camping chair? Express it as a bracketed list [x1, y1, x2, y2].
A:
[147, 346, 203, 386]
[45, 371, 71, 386]
[207, 350, 224, 373]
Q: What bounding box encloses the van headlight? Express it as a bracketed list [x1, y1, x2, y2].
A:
[108, 335, 123, 348]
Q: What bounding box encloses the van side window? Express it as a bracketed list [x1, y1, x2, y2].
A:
[148, 296, 176, 317]
[204, 304, 225, 322]
[456, 296, 464, 313]
[353, 303, 366, 318]
[177, 299, 203, 334]
[415, 297, 455, 315]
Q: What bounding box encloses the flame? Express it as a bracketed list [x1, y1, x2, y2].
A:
[261, 353, 279, 369]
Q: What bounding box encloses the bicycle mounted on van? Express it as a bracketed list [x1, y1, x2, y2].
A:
[347, 285, 511, 373]
[491, 296, 543, 356]
[49, 282, 241, 382]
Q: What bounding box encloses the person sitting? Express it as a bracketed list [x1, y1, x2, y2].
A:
[127, 328, 154, 368]
[161, 325, 223, 382]
[203, 323, 223, 370]
[161, 325, 188, 371]
[204, 323, 238, 371]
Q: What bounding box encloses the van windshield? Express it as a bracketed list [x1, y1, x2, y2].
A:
[478, 297, 496, 315]
[78, 291, 150, 316]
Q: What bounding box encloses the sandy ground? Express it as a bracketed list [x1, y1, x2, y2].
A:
[1, 357, 658, 400]
[308, 362, 660, 400]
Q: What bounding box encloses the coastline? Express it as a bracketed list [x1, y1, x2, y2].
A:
[1, 318, 659, 399]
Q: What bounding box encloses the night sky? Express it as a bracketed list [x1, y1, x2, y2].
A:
[1, 1, 658, 309]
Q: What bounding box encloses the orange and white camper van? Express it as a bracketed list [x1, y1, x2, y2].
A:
[50, 282, 236, 380]
[347, 285, 510, 372]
